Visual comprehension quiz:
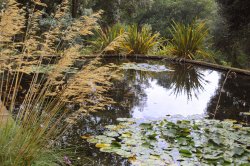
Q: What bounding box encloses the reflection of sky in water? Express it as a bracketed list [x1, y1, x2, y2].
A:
[132, 71, 220, 119]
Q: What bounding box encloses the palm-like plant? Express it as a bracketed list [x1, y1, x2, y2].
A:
[167, 20, 211, 60]
[121, 24, 160, 55]
[91, 23, 126, 54]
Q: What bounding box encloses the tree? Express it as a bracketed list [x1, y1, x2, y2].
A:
[214, 0, 250, 67]
[119, 0, 218, 36]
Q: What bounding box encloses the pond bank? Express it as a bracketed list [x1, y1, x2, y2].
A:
[83, 54, 250, 76]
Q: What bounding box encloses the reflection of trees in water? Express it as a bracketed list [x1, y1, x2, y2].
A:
[63, 60, 250, 164]
[206, 73, 250, 123]
[61, 68, 153, 165]
[155, 63, 208, 100]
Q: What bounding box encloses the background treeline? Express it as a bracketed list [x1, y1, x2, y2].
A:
[10, 0, 250, 68]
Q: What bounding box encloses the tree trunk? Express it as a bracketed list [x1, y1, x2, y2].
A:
[71, 0, 79, 18]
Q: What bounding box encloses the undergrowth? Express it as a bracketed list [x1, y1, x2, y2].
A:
[0, 0, 118, 165]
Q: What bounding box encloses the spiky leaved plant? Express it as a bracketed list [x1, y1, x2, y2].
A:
[0, 0, 117, 165]
[91, 23, 126, 54]
[120, 24, 160, 55]
[167, 20, 212, 60]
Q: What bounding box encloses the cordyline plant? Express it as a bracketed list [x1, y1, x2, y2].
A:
[0, 0, 117, 165]
[166, 20, 212, 60]
[91, 24, 161, 56]
[120, 24, 161, 55]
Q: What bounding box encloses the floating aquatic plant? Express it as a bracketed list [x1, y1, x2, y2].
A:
[121, 63, 174, 73]
[83, 118, 250, 165]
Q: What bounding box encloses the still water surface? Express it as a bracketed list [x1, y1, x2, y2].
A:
[63, 58, 250, 165]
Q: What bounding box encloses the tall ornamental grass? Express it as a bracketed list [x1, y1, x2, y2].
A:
[0, 0, 116, 165]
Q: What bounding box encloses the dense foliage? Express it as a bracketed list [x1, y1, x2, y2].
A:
[214, 0, 250, 67]
[4, 0, 248, 68]
[0, 0, 249, 164]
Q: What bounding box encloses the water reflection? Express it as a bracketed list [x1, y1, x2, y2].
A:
[206, 73, 250, 123]
[168, 64, 208, 100]
[64, 59, 250, 165]
[131, 66, 219, 119]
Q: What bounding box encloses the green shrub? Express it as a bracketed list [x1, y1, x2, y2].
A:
[121, 24, 161, 55]
[91, 23, 126, 54]
[0, 0, 108, 165]
[166, 21, 212, 60]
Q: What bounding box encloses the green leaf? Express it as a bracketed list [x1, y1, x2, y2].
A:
[147, 133, 158, 140]
[140, 123, 152, 129]
[103, 131, 119, 137]
[111, 141, 122, 148]
[95, 143, 110, 148]
[233, 147, 245, 156]
[179, 149, 192, 158]
[87, 138, 98, 144]
[121, 132, 132, 138]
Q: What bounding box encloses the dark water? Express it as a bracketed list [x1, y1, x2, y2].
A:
[62, 58, 250, 165]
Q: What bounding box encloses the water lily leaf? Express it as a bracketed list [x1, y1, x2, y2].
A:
[96, 143, 110, 148]
[192, 124, 200, 130]
[223, 156, 233, 163]
[105, 124, 126, 131]
[181, 128, 191, 133]
[150, 155, 161, 160]
[95, 135, 115, 144]
[105, 125, 117, 130]
[115, 149, 133, 158]
[203, 154, 222, 160]
[121, 63, 173, 72]
[142, 142, 151, 148]
[232, 124, 242, 130]
[162, 129, 176, 138]
[100, 147, 115, 153]
[148, 133, 158, 140]
[177, 120, 190, 125]
[224, 119, 238, 123]
[117, 118, 130, 122]
[111, 141, 122, 148]
[87, 138, 98, 144]
[179, 149, 192, 158]
[117, 118, 136, 122]
[121, 132, 132, 138]
[103, 131, 119, 137]
[177, 137, 189, 146]
[209, 137, 223, 146]
[123, 138, 140, 146]
[87, 118, 250, 165]
[233, 147, 245, 156]
[140, 123, 152, 129]
[81, 134, 93, 139]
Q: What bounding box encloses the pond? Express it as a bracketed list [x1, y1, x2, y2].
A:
[62, 58, 250, 165]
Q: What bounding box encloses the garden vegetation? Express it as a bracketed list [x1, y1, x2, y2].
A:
[0, 0, 249, 165]
[0, 0, 117, 165]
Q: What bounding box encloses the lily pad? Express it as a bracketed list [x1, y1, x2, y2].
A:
[87, 118, 250, 165]
[121, 63, 174, 73]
